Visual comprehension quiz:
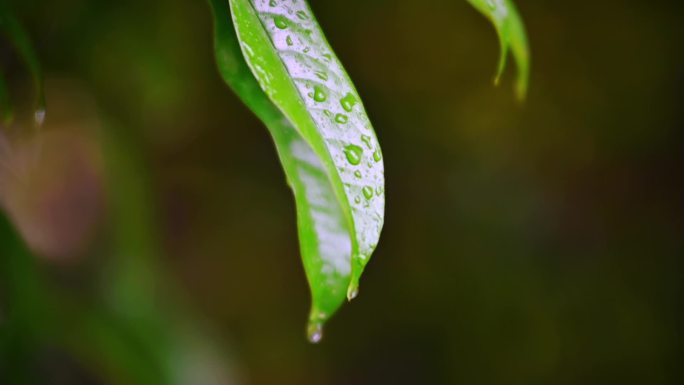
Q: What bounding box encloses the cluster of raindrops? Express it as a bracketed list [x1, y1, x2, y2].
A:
[249, 0, 385, 344]
[257, 0, 384, 288]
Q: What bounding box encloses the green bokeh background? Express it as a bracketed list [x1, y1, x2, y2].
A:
[1, 0, 683, 384]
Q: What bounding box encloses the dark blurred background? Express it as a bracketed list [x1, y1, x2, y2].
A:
[1, 0, 683, 384]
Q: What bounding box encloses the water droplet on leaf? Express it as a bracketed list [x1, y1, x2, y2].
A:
[373, 149, 382, 162]
[313, 85, 327, 102]
[362, 186, 374, 200]
[274, 15, 288, 29]
[335, 113, 348, 124]
[361, 135, 372, 149]
[344, 144, 363, 165]
[340, 93, 357, 112]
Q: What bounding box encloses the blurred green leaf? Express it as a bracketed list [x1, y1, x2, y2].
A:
[467, 0, 530, 99]
[0, 1, 45, 125]
[210, 0, 384, 341]
[0, 73, 12, 125]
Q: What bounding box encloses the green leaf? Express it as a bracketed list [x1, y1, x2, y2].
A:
[209, 0, 384, 341]
[0, 2, 45, 125]
[467, 0, 530, 100]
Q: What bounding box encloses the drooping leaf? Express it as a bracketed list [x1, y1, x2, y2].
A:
[0, 2, 45, 125]
[209, 0, 384, 341]
[467, 0, 530, 100]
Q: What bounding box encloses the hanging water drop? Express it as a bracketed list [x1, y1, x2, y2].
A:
[354, 170, 362, 178]
[347, 280, 360, 301]
[335, 113, 348, 124]
[296, 10, 309, 20]
[286, 35, 293, 46]
[344, 144, 363, 165]
[307, 322, 323, 344]
[315, 71, 328, 81]
[347, 286, 359, 300]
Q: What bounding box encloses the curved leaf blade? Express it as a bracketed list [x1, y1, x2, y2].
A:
[210, 0, 384, 341]
[467, 0, 530, 100]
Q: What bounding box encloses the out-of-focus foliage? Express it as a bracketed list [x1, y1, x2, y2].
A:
[467, 0, 530, 99]
[0, 1, 45, 126]
[1, 0, 683, 384]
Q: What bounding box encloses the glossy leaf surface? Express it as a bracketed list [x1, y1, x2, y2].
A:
[210, 0, 384, 341]
[467, 0, 530, 99]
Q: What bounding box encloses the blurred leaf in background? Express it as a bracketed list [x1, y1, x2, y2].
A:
[1, 0, 684, 384]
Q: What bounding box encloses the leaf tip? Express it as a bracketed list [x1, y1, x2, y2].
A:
[346, 284, 359, 302]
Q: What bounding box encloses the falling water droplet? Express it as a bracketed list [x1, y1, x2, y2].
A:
[307, 322, 323, 344]
[340, 93, 357, 112]
[313, 85, 327, 102]
[344, 144, 363, 165]
[335, 113, 348, 124]
[34, 108, 46, 127]
[274, 15, 288, 29]
[362, 186, 374, 200]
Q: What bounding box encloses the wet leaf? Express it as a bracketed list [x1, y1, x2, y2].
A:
[467, 0, 530, 99]
[209, 0, 384, 342]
